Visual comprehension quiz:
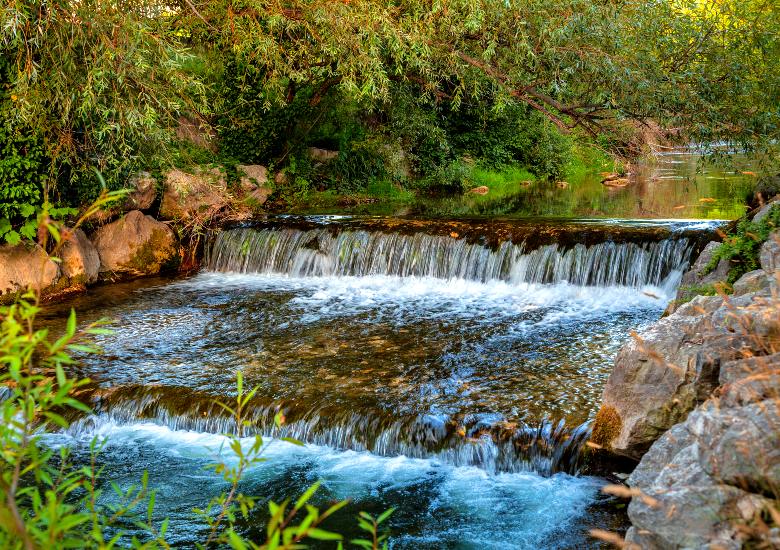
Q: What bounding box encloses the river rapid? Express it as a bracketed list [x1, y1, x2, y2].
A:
[38, 213, 729, 548]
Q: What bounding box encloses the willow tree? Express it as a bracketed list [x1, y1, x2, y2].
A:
[0, 0, 204, 211]
[173, 0, 779, 155]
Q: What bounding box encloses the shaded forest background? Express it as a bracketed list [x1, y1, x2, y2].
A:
[1, 0, 779, 243]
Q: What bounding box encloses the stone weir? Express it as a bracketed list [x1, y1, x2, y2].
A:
[208, 216, 721, 291]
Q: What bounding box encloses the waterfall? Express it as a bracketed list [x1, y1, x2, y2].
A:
[206, 225, 694, 290]
[69, 385, 592, 475]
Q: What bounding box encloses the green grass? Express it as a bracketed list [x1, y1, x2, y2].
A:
[564, 143, 621, 183]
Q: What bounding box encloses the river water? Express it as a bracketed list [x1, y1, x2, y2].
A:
[41, 154, 755, 548]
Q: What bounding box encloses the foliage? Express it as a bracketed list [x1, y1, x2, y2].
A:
[172, 0, 779, 154]
[1, 0, 205, 204]
[707, 204, 780, 283]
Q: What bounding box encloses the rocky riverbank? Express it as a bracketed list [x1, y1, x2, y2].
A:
[592, 202, 780, 548]
[0, 165, 272, 301]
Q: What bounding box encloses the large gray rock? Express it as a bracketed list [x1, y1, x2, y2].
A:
[60, 228, 100, 285]
[594, 307, 725, 458]
[681, 241, 730, 288]
[593, 288, 776, 459]
[691, 401, 780, 494]
[626, 402, 777, 549]
[91, 211, 179, 277]
[732, 269, 770, 296]
[160, 168, 229, 221]
[308, 147, 338, 162]
[760, 231, 780, 273]
[751, 196, 779, 223]
[124, 172, 157, 211]
[0, 244, 59, 296]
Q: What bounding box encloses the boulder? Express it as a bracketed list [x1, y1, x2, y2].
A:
[692, 401, 780, 494]
[592, 292, 769, 459]
[237, 164, 272, 205]
[594, 310, 718, 458]
[91, 210, 179, 277]
[124, 172, 157, 211]
[752, 197, 779, 223]
[626, 403, 777, 549]
[681, 241, 730, 288]
[308, 147, 338, 162]
[760, 231, 780, 273]
[60, 228, 100, 285]
[720, 352, 780, 385]
[0, 244, 59, 296]
[732, 269, 770, 296]
[160, 168, 229, 221]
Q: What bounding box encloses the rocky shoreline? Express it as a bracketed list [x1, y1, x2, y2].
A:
[592, 202, 780, 548]
[0, 165, 272, 301]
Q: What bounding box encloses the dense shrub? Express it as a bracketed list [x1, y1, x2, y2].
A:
[708, 204, 780, 283]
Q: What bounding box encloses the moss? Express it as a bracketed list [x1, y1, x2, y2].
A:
[125, 229, 180, 275]
[590, 405, 622, 448]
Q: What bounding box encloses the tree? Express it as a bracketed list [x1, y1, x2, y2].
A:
[172, 0, 778, 155]
[0, 0, 205, 203]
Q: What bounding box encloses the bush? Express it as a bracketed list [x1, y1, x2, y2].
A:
[707, 204, 780, 283]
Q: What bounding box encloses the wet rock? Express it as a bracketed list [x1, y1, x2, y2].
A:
[760, 231, 780, 273]
[60, 228, 100, 284]
[160, 168, 228, 221]
[602, 178, 629, 187]
[237, 165, 272, 205]
[91, 210, 179, 277]
[0, 243, 59, 296]
[732, 269, 770, 296]
[681, 241, 730, 288]
[595, 309, 724, 459]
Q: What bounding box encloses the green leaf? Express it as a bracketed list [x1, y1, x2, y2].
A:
[294, 481, 321, 512]
[305, 528, 342, 541]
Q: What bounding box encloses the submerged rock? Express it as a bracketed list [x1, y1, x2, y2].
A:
[0, 243, 59, 296]
[60, 228, 100, 285]
[91, 210, 180, 278]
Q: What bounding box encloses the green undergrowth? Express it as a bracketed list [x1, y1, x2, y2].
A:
[706, 203, 780, 283]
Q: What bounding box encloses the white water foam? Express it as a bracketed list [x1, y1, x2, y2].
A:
[49, 422, 604, 548]
[168, 271, 671, 325]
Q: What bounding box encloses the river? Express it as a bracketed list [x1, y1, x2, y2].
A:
[41, 154, 753, 548]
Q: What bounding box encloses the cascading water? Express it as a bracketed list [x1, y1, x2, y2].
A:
[205, 223, 695, 293]
[47, 217, 718, 547]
